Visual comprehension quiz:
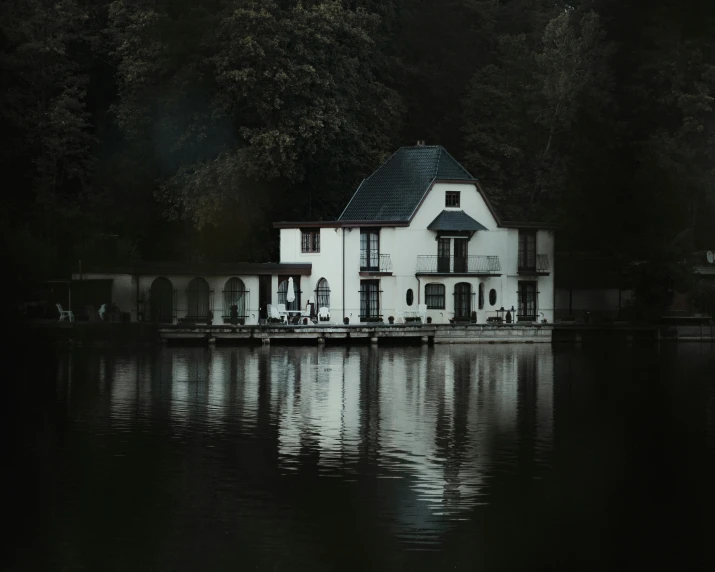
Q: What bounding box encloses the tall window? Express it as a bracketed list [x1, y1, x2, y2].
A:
[446, 191, 460, 207]
[518, 230, 536, 270]
[517, 281, 537, 320]
[425, 283, 445, 309]
[478, 282, 484, 310]
[301, 229, 320, 253]
[223, 277, 247, 318]
[187, 277, 210, 319]
[315, 278, 330, 308]
[360, 229, 380, 270]
[360, 280, 380, 319]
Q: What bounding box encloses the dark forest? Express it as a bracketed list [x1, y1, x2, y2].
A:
[2, 0, 714, 302]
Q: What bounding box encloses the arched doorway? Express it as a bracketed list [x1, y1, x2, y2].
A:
[315, 278, 330, 309]
[223, 277, 247, 321]
[454, 282, 471, 319]
[278, 277, 301, 311]
[150, 277, 174, 323]
[187, 277, 210, 320]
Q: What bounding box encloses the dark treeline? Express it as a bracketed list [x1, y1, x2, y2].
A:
[2, 1, 714, 302]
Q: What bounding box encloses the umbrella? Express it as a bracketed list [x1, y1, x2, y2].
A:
[286, 277, 295, 304]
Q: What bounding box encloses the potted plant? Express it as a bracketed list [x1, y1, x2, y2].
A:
[303, 317, 309, 325]
[343, 317, 349, 325]
[388, 316, 395, 324]
[426, 316, 432, 324]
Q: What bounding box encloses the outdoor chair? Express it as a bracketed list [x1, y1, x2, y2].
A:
[395, 310, 405, 324]
[268, 305, 285, 323]
[276, 303, 289, 322]
[318, 307, 330, 322]
[56, 303, 74, 322]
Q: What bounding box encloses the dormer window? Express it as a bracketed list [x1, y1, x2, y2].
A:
[301, 229, 320, 253]
[446, 191, 460, 208]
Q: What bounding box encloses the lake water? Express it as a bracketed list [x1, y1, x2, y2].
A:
[11, 343, 715, 571]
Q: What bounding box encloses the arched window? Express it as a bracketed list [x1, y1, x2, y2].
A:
[489, 289, 497, 306]
[478, 283, 485, 310]
[150, 277, 174, 323]
[223, 277, 248, 319]
[454, 282, 471, 318]
[187, 277, 210, 319]
[315, 278, 330, 309]
[425, 283, 445, 309]
[278, 277, 301, 311]
[406, 288, 414, 306]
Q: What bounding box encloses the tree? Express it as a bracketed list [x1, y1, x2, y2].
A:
[462, 8, 612, 221]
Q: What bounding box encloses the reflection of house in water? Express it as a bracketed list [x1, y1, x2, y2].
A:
[270, 345, 555, 534]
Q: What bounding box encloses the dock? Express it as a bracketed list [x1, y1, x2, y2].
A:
[158, 323, 554, 345]
[19, 320, 714, 347]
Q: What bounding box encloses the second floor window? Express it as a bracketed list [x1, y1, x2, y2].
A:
[446, 191, 460, 207]
[518, 230, 536, 269]
[360, 229, 380, 270]
[301, 229, 320, 253]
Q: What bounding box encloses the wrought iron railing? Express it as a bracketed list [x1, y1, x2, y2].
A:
[416, 255, 501, 274]
[360, 253, 392, 272]
[518, 254, 549, 273]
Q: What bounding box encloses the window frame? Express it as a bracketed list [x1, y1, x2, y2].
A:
[445, 191, 461, 208]
[301, 229, 320, 253]
[360, 229, 380, 271]
[425, 283, 446, 309]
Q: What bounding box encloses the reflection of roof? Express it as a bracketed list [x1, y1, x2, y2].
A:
[428, 210, 488, 232]
[339, 145, 476, 222]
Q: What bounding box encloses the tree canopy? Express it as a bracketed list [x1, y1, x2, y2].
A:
[2, 0, 714, 307]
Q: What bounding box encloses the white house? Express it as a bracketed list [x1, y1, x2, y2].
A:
[275, 144, 555, 324]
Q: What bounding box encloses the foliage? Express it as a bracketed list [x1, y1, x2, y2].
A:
[2, 0, 715, 314]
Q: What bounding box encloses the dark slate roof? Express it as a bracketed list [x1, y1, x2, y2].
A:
[427, 210, 488, 232]
[338, 145, 476, 221]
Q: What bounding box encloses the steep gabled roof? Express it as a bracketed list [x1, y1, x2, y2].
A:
[428, 210, 488, 232]
[338, 145, 475, 222]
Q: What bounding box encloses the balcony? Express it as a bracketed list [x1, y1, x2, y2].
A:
[518, 254, 550, 275]
[360, 254, 393, 275]
[416, 255, 501, 275]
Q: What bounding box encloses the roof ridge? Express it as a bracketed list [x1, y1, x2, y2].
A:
[438, 147, 476, 180]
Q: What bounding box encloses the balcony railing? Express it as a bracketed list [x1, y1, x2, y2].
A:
[416, 255, 501, 274]
[518, 254, 550, 274]
[360, 253, 392, 273]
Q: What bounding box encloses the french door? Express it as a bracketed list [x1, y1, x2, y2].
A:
[360, 280, 380, 320]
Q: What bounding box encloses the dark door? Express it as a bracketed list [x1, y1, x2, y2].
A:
[518, 281, 537, 320]
[150, 277, 174, 323]
[258, 275, 271, 320]
[454, 282, 471, 318]
[360, 280, 380, 320]
[438, 238, 451, 273]
[454, 239, 468, 273]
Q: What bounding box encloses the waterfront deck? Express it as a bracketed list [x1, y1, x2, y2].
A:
[19, 319, 714, 346]
[158, 323, 554, 345]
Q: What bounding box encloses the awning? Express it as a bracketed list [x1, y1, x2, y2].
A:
[427, 210, 488, 232]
